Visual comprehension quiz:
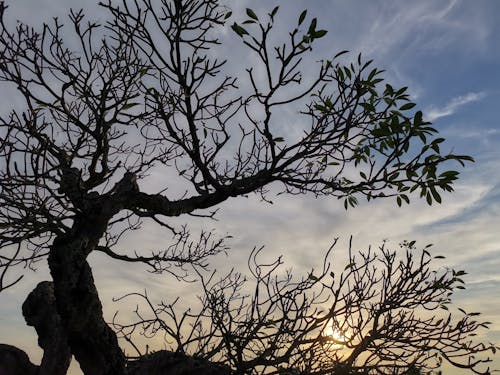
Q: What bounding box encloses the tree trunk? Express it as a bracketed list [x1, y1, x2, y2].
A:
[0, 344, 38, 375]
[127, 350, 231, 375]
[48, 227, 126, 375]
[22, 281, 71, 375]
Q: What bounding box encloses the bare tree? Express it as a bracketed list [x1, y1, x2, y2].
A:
[113, 240, 497, 375]
[0, 0, 485, 374]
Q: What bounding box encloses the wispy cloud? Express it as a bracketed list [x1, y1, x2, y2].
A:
[426, 92, 486, 121]
[351, 0, 492, 60]
[359, 1, 457, 57]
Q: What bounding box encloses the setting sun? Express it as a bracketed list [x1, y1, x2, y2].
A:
[322, 325, 348, 345]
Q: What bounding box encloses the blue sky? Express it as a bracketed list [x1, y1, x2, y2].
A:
[1, 1, 499, 374]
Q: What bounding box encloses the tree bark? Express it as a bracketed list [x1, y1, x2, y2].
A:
[0, 344, 38, 375]
[127, 351, 231, 375]
[13, 279, 233, 375]
[22, 281, 71, 375]
[44, 169, 141, 374]
[48, 229, 126, 375]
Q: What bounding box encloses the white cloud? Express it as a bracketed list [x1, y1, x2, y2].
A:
[353, 0, 480, 59]
[2, 1, 500, 374]
[426, 92, 486, 121]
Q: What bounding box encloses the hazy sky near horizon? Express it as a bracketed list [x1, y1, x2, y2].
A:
[1, 1, 499, 374]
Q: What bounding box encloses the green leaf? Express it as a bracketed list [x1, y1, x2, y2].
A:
[246, 8, 258, 20]
[385, 84, 394, 96]
[334, 50, 349, 59]
[308, 18, 317, 34]
[344, 262, 356, 270]
[461, 155, 475, 163]
[122, 102, 139, 110]
[298, 9, 307, 25]
[313, 30, 328, 39]
[395, 86, 408, 97]
[231, 23, 249, 37]
[308, 273, 319, 281]
[449, 154, 474, 167]
[270, 6, 279, 18]
[400, 102, 416, 111]
[367, 68, 378, 81]
[389, 172, 399, 181]
[224, 11, 232, 20]
[426, 192, 432, 205]
[349, 196, 358, 207]
[439, 170, 459, 179]
[360, 102, 375, 112]
[361, 59, 373, 70]
[146, 87, 158, 96]
[433, 137, 445, 145]
[430, 187, 442, 204]
[314, 104, 327, 112]
[344, 66, 352, 79]
[414, 111, 423, 126]
[337, 67, 345, 81]
[273, 137, 285, 142]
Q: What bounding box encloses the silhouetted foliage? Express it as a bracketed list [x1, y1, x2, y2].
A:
[113, 240, 496, 374]
[0, 0, 493, 374]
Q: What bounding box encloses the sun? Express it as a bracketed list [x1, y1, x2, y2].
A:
[322, 325, 348, 345]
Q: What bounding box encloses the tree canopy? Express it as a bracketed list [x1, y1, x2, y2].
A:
[0, 1, 494, 374]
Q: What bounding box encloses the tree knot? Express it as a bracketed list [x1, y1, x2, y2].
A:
[111, 172, 140, 196]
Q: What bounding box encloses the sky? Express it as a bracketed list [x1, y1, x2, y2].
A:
[0, 0, 499, 374]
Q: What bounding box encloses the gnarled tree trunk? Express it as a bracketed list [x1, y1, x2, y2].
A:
[48, 224, 126, 374]
[22, 281, 71, 375]
[0, 344, 38, 375]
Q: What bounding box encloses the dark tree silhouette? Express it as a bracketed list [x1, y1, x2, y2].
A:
[0, 0, 493, 374]
[113, 240, 496, 375]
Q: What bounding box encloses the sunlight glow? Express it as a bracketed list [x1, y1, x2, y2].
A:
[322, 325, 348, 346]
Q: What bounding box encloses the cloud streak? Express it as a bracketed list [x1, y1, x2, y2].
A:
[426, 92, 486, 121]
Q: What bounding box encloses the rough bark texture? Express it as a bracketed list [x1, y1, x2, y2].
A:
[0, 344, 38, 375]
[48, 233, 126, 375]
[3, 279, 233, 375]
[0, 343, 234, 375]
[43, 169, 131, 375]
[22, 281, 71, 375]
[127, 351, 231, 375]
